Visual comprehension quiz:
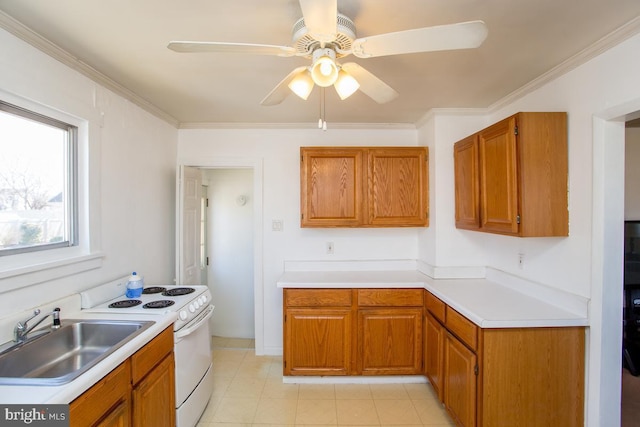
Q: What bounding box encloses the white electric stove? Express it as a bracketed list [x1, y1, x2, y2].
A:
[80, 277, 214, 427]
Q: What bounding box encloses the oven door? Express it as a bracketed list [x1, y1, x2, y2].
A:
[174, 304, 214, 407]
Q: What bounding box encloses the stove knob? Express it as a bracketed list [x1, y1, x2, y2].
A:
[189, 303, 196, 313]
[179, 310, 188, 321]
[200, 295, 207, 304]
[193, 300, 200, 309]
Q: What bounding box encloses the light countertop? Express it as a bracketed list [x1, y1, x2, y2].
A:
[277, 270, 589, 328]
[0, 310, 176, 404]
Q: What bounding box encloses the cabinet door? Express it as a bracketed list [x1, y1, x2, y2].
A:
[425, 312, 445, 401]
[444, 333, 477, 427]
[284, 308, 353, 375]
[368, 148, 428, 226]
[300, 147, 364, 227]
[358, 308, 423, 375]
[70, 361, 131, 427]
[478, 116, 519, 235]
[454, 135, 480, 229]
[132, 353, 176, 427]
[96, 400, 130, 427]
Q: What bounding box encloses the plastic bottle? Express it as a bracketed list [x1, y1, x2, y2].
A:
[125, 272, 144, 298]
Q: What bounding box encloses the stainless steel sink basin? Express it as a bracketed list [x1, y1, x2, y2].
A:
[0, 319, 154, 386]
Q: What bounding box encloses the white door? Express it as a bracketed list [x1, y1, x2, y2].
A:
[177, 165, 202, 285]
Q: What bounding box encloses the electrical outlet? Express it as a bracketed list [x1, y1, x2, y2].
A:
[326, 242, 334, 254]
[518, 253, 525, 269]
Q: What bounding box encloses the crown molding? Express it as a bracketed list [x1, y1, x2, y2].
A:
[488, 15, 640, 113]
[416, 15, 640, 127]
[0, 11, 179, 128]
[178, 121, 416, 130]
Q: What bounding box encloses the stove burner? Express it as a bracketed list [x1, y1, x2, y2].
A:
[163, 287, 195, 297]
[109, 299, 142, 308]
[143, 300, 175, 309]
[142, 286, 167, 294]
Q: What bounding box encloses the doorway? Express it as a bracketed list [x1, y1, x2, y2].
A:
[622, 118, 640, 425]
[592, 104, 640, 425]
[176, 158, 264, 353]
[204, 168, 254, 339]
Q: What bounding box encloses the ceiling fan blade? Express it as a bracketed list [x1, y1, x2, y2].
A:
[341, 63, 399, 104]
[261, 66, 309, 106]
[168, 41, 296, 57]
[351, 20, 488, 58]
[298, 0, 337, 43]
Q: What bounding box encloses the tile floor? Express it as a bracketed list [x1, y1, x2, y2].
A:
[197, 337, 455, 426]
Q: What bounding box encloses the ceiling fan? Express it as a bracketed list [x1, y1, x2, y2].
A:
[168, 0, 488, 106]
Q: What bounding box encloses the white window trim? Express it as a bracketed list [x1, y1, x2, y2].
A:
[0, 90, 103, 291]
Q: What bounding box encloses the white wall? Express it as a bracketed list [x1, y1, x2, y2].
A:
[204, 168, 254, 338]
[417, 32, 640, 427]
[0, 28, 178, 317]
[626, 127, 640, 219]
[178, 127, 421, 353]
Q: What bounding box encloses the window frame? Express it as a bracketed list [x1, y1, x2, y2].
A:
[0, 100, 79, 256]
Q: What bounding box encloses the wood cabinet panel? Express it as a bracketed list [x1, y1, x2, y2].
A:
[300, 147, 428, 227]
[131, 326, 173, 385]
[424, 291, 584, 427]
[285, 288, 352, 307]
[300, 148, 363, 227]
[425, 291, 446, 323]
[358, 308, 423, 375]
[480, 327, 584, 427]
[358, 288, 423, 307]
[95, 399, 130, 427]
[70, 360, 131, 427]
[132, 353, 175, 427]
[425, 312, 445, 401]
[453, 112, 568, 237]
[444, 332, 477, 427]
[284, 308, 353, 375]
[367, 148, 428, 226]
[454, 134, 480, 229]
[446, 307, 478, 351]
[479, 116, 519, 235]
[516, 113, 569, 236]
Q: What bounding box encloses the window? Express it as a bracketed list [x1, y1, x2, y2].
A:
[0, 101, 78, 256]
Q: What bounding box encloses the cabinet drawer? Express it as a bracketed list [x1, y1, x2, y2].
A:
[285, 289, 352, 307]
[131, 326, 173, 384]
[425, 292, 446, 323]
[445, 307, 478, 351]
[70, 359, 130, 427]
[358, 289, 423, 307]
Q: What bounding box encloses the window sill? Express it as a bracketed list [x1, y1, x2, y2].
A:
[0, 252, 104, 292]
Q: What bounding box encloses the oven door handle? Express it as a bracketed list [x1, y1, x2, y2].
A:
[175, 304, 214, 339]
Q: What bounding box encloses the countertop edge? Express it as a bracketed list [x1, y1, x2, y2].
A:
[277, 271, 589, 329]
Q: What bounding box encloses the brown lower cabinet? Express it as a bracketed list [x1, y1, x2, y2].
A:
[70, 326, 175, 427]
[425, 291, 585, 427]
[283, 288, 423, 375]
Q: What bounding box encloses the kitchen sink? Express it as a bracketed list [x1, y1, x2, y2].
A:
[0, 319, 154, 386]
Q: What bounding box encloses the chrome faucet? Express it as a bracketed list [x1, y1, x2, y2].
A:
[14, 307, 61, 343]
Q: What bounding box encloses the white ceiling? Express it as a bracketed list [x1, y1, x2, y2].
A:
[1, 0, 639, 126]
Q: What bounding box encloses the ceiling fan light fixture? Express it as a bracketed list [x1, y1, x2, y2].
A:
[288, 69, 315, 100]
[310, 48, 339, 87]
[334, 69, 360, 100]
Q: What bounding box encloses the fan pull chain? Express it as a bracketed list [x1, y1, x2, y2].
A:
[318, 88, 327, 131]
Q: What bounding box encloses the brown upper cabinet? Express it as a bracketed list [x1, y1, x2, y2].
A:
[454, 112, 568, 237]
[301, 147, 429, 227]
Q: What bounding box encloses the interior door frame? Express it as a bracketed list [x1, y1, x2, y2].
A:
[176, 157, 264, 354]
[591, 99, 640, 425]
